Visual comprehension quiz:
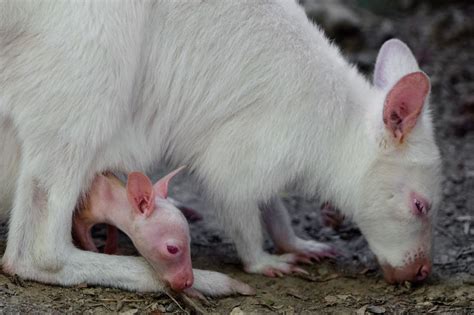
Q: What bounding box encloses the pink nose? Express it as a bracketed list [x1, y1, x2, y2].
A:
[381, 257, 432, 284]
[414, 263, 431, 282]
[170, 279, 192, 291]
[167, 271, 194, 292]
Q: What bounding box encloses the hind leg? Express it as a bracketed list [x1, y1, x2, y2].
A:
[1, 141, 164, 291]
[261, 197, 337, 265]
[4, 141, 93, 271]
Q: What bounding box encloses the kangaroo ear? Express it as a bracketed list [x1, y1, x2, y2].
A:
[153, 166, 186, 199]
[126, 172, 155, 217]
[374, 39, 420, 90]
[383, 71, 430, 144]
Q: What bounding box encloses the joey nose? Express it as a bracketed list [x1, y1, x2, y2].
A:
[184, 279, 192, 289]
[167, 271, 194, 292]
[170, 280, 189, 292]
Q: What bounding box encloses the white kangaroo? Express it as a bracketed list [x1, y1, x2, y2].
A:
[0, 0, 441, 289]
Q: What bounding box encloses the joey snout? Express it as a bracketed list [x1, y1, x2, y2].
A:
[163, 269, 194, 292]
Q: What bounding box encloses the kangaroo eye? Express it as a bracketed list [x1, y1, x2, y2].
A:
[413, 198, 430, 216]
[167, 245, 179, 255]
[415, 199, 424, 213]
[411, 192, 431, 217]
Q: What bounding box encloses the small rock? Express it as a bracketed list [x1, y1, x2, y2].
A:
[82, 288, 96, 296]
[416, 301, 434, 308]
[230, 307, 245, 315]
[464, 222, 470, 235]
[336, 294, 351, 301]
[366, 305, 386, 314]
[456, 215, 473, 222]
[356, 305, 368, 315]
[165, 303, 176, 313]
[324, 295, 338, 305]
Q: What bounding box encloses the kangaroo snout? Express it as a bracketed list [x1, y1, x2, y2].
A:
[381, 257, 432, 284]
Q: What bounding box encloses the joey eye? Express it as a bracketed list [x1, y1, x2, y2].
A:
[167, 245, 179, 255]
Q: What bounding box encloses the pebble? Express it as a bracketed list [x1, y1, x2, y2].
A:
[324, 295, 338, 305]
[230, 307, 245, 315]
[165, 303, 176, 313]
[366, 305, 386, 314]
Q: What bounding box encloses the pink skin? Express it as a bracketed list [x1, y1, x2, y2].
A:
[383, 72, 430, 144]
[73, 167, 194, 292]
[410, 192, 431, 217]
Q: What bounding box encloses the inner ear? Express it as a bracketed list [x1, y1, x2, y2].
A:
[383, 71, 430, 144]
[126, 172, 155, 217]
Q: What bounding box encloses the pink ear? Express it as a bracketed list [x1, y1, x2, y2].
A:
[126, 172, 155, 217]
[383, 71, 430, 143]
[153, 166, 186, 199]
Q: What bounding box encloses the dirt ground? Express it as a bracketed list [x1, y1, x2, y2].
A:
[0, 1, 473, 314]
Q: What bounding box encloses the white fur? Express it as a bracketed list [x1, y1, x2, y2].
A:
[0, 116, 20, 221]
[0, 0, 441, 290]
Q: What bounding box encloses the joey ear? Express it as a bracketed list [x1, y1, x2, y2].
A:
[383, 71, 430, 144]
[153, 166, 186, 199]
[374, 39, 420, 89]
[126, 172, 155, 217]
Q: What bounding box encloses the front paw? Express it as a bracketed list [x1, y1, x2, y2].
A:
[244, 253, 308, 277]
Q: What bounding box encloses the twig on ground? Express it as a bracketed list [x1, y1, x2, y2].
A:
[179, 294, 207, 315]
[163, 290, 189, 315]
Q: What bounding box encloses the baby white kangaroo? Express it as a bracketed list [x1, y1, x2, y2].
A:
[73, 168, 253, 296]
[74, 168, 194, 292]
[0, 1, 441, 288]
